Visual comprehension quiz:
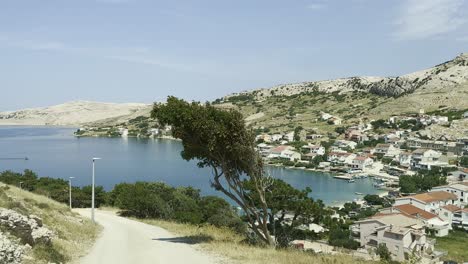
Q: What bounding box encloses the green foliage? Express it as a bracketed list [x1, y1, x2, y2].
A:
[363, 194, 385, 206]
[399, 171, 447, 193]
[328, 226, 359, 250]
[109, 181, 245, 231]
[293, 126, 303, 141]
[152, 96, 275, 245]
[376, 243, 392, 261]
[227, 94, 255, 103]
[460, 156, 468, 167]
[0, 170, 106, 208]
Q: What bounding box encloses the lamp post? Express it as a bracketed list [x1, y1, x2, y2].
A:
[92, 158, 101, 223]
[69, 177, 75, 209]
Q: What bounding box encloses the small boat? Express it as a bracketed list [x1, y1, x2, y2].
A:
[355, 192, 364, 195]
[348, 179, 355, 183]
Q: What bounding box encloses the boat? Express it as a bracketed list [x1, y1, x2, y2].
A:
[333, 175, 353, 180]
[348, 179, 355, 183]
[355, 192, 364, 195]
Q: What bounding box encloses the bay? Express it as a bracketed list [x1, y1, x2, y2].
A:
[0, 126, 381, 205]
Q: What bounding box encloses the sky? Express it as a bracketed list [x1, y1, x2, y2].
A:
[0, 0, 468, 111]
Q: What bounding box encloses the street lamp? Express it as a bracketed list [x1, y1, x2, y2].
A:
[92, 158, 102, 223]
[69, 177, 75, 209]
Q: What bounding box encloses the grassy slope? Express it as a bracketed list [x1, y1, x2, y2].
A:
[435, 230, 468, 263]
[0, 183, 101, 264]
[138, 218, 374, 264]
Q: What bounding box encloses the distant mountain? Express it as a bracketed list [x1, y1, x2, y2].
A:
[225, 53, 468, 99]
[0, 101, 150, 126]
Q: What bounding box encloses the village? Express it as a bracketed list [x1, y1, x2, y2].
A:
[253, 109, 468, 262]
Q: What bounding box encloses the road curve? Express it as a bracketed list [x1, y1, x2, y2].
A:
[75, 209, 219, 264]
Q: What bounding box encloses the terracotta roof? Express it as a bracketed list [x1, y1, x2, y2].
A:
[394, 204, 438, 220]
[354, 156, 369, 161]
[441, 204, 462, 212]
[403, 191, 457, 203]
[270, 145, 290, 153]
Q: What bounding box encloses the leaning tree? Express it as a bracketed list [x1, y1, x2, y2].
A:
[152, 96, 275, 245]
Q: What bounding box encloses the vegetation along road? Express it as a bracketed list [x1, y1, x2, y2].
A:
[76, 209, 219, 264]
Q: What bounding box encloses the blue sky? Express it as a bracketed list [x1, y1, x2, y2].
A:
[1, 0, 467, 111]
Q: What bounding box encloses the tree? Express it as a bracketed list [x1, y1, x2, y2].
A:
[152, 97, 275, 245]
[376, 243, 391, 261]
[460, 156, 468, 167]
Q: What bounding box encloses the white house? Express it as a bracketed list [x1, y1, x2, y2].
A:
[398, 152, 412, 168]
[350, 213, 435, 261]
[410, 149, 443, 170]
[350, 156, 374, 170]
[381, 204, 451, 237]
[327, 152, 356, 164]
[439, 205, 468, 230]
[334, 140, 357, 150]
[374, 144, 401, 157]
[301, 144, 325, 155]
[267, 145, 294, 159]
[431, 182, 468, 205]
[394, 191, 459, 215]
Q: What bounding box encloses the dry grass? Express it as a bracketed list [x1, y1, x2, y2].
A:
[139, 218, 374, 264]
[0, 184, 101, 264]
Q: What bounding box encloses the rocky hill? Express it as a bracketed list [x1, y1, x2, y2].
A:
[0, 101, 150, 126]
[225, 53, 468, 99]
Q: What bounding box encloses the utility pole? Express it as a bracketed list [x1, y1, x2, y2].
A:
[69, 177, 75, 209]
[91, 158, 101, 223]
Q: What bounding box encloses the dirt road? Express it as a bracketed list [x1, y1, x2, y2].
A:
[76, 209, 219, 264]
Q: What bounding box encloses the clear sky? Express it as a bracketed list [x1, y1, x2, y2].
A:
[1, 0, 467, 111]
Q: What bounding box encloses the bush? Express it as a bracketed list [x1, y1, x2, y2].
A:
[328, 226, 359, 250]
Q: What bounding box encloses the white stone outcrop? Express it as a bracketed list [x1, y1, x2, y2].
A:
[0, 209, 53, 246]
[0, 232, 26, 264]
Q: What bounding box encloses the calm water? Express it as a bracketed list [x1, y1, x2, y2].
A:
[0, 126, 380, 205]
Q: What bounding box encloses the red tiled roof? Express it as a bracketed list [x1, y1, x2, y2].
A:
[401, 191, 457, 203]
[441, 204, 462, 212]
[394, 204, 438, 220]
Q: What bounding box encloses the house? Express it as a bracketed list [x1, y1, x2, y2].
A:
[284, 132, 295, 142]
[410, 149, 443, 170]
[301, 144, 325, 155]
[398, 152, 412, 168]
[350, 156, 374, 170]
[280, 150, 301, 161]
[350, 213, 435, 261]
[394, 191, 459, 214]
[267, 146, 294, 159]
[257, 143, 273, 157]
[345, 128, 369, 143]
[327, 152, 356, 164]
[439, 205, 468, 230]
[381, 204, 451, 237]
[374, 144, 401, 157]
[431, 182, 468, 205]
[301, 152, 319, 161]
[334, 140, 357, 150]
